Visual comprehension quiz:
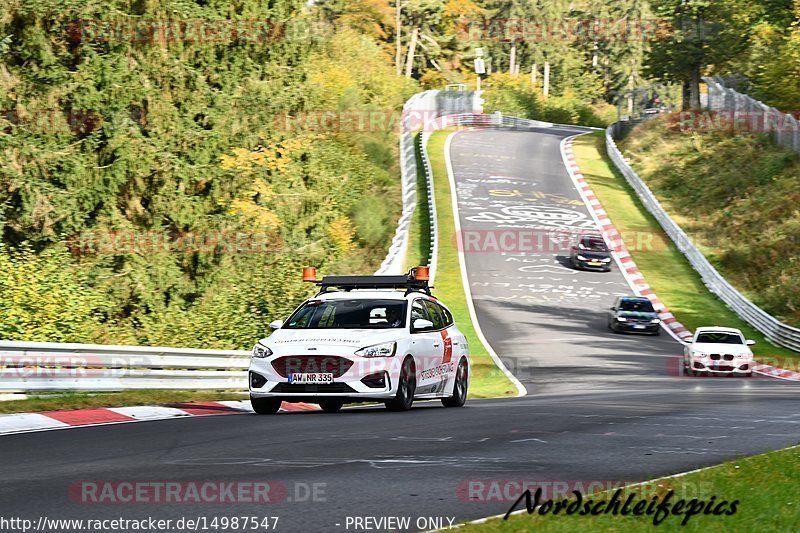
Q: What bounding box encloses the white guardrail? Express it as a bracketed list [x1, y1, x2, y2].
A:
[0, 340, 250, 392]
[606, 126, 800, 352]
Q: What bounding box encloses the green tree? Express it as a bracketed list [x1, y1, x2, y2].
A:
[646, 0, 753, 109]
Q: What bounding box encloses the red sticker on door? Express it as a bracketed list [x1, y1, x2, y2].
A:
[440, 330, 453, 364]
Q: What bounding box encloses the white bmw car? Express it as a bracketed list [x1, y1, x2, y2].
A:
[248, 268, 470, 414]
[683, 326, 755, 377]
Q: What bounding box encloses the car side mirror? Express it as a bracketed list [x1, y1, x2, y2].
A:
[746, 339, 756, 346]
[269, 320, 284, 330]
[413, 319, 434, 331]
[609, 306, 616, 311]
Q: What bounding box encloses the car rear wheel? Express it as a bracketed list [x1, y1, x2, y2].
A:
[251, 396, 281, 415]
[385, 358, 416, 412]
[442, 359, 468, 408]
[319, 398, 345, 413]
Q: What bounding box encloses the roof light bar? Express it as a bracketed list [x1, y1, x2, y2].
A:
[303, 267, 433, 295]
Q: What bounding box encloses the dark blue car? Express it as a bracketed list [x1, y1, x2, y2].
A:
[608, 296, 661, 335]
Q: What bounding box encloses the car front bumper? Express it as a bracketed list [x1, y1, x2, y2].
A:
[248, 355, 400, 400]
[690, 360, 752, 374]
[574, 258, 612, 271]
[614, 321, 660, 333]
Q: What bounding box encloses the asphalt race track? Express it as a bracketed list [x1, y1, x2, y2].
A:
[1, 126, 798, 532]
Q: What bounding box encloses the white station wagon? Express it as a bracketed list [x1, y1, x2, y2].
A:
[248, 268, 470, 414]
[683, 326, 755, 377]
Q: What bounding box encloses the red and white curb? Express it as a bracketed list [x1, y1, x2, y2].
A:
[750, 362, 800, 381]
[560, 135, 800, 381]
[560, 136, 693, 343]
[0, 400, 319, 436]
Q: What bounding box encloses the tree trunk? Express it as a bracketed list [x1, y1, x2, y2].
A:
[404, 27, 418, 78]
[689, 64, 702, 110]
[681, 81, 691, 111]
[543, 62, 550, 99]
[509, 44, 516, 75]
[395, 2, 401, 76]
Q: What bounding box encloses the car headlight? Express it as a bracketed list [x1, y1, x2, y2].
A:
[577, 255, 588, 261]
[693, 352, 708, 359]
[355, 341, 397, 358]
[251, 344, 273, 359]
[601, 258, 611, 263]
[616, 317, 628, 322]
[650, 318, 661, 324]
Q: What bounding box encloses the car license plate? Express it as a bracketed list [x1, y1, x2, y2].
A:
[288, 373, 333, 385]
[589, 261, 602, 266]
[633, 325, 646, 329]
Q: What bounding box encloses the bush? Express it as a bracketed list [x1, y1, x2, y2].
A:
[0, 244, 103, 343]
[351, 196, 395, 248]
[481, 74, 614, 128]
[481, 73, 542, 119]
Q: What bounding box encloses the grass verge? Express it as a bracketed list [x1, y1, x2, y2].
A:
[426, 129, 518, 398]
[572, 132, 797, 361]
[459, 444, 800, 531]
[0, 390, 246, 415]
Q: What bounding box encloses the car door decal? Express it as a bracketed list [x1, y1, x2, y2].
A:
[440, 329, 453, 364]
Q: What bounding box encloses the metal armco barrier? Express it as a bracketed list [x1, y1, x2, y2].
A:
[0, 340, 249, 391]
[606, 126, 800, 352]
[704, 76, 800, 153]
[375, 90, 483, 276]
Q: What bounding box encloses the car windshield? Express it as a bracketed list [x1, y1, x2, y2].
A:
[618, 300, 655, 312]
[284, 299, 407, 329]
[696, 332, 744, 344]
[580, 236, 608, 252]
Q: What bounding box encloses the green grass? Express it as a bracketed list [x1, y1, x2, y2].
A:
[426, 130, 518, 398]
[0, 390, 247, 415]
[572, 132, 797, 362]
[404, 132, 432, 270]
[459, 444, 800, 531]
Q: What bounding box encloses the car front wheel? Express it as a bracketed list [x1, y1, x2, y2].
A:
[251, 396, 281, 415]
[385, 358, 416, 412]
[442, 359, 468, 408]
[319, 398, 345, 413]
